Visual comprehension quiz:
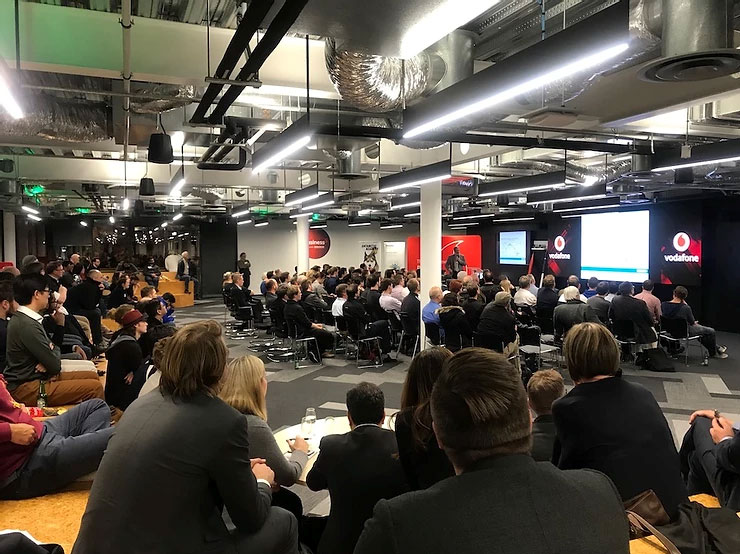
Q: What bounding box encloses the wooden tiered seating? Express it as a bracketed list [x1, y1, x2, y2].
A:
[156, 271, 194, 308]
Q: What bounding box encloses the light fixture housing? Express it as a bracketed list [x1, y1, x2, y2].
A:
[478, 171, 566, 198]
[390, 193, 421, 210]
[109, 216, 115, 224]
[21, 205, 39, 215]
[526, 183, 607, 205]
[310, 223, 328, 229]
[172, 213, 183, 221]
[27, 214, 41, 222]
[402, 0, 629, 138]
[552, 197, 622, 213]
[254, 219, 269, 227]
[289, 210, 313, 218]
[379, 160, 452, 193]
[348, 217, 372, 227]
[301, 193, 335, 211]
[122, 197, 130, 210]
[284, 183, 320, 207]
[251, 115, 313, 174]
[651, 138, 740, 172]
[380, 223, 403, 229]
[231, 206, 251, 218]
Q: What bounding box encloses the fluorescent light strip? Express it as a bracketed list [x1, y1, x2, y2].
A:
[301, 198, 335, 210]
[122, 198, 130, 210]
[80, 221, 88, 227]
[403, 212, 421, 218]
[449, 222, 479, 227]
[254, 221, 269, 227]
[246, 127, 269, 147]
[478, 183, 563, 198]
[170, 178, 186, 197]
[526, 192, 606, 205]
[381, 174, 451, 192]
[172, 213, 183, 221]
[651, 155, 740, 172]
[390, 201, 421, 210]
[380, 224, 403, 229]
[404, 42, 629, 138]
[232, 209, 251, 218]
[252, 135, 312, 173]
[289, 212, 313, 218]
[21, 206, 39, 214]
[348, 222, 372, 227]
[554, 204, 620, 213]
[27, 214, 41, 222]
[0, 74, 23, 119]
[456, 213, 497, 221]
[237, 219, 253, 225]
[491, 217, 535, 223]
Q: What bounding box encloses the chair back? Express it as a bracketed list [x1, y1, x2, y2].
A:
[285, 317, 300, 340]
[515, 304, 535, 326]
[660, 316, 689, 339]
[335, 315, 348, 333]
[303, 302, 318, 323]
[424, 322, 441, 346]
[344, 315, 364, 341]
[518, 325, 541, 347]
[611, 318, 636, 340]
[535, 307, 554, 334]
[399, 312, 420, 336]
[473, 331, 504, 353]
[387, 311, 403, 333]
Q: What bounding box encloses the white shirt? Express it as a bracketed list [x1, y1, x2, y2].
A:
[332, 297, 347, 318]
[513, 288, 537, 307]
[379, 293, 402, 314]
[391, 285, 409, 302]
[17, 305, 43, 323]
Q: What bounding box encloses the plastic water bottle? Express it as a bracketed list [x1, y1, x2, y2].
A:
[37, 380, 48, 409]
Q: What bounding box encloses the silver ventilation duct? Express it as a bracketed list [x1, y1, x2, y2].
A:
[130, 84, 196, 113]
[0, 95, 110, 142]
[498, 159, 633, 188]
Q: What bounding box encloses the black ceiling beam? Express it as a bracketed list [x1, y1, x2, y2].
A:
[207, 0, 310, 124]
[190, 0, 274, 124]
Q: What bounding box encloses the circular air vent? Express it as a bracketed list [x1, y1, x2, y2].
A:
[641, 51, 740, 82]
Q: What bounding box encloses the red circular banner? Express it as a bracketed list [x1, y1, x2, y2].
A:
[308, 228, 330, 259]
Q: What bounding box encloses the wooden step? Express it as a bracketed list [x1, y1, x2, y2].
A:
[173, 292, 194, 308]
[158, 280, 186, 294]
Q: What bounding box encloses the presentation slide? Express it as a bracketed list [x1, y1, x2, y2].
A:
[499, 231, 528, 265]
[580, 211, 650, 282]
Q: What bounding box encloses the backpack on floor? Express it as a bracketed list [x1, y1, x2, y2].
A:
[637, 347, 676, 372]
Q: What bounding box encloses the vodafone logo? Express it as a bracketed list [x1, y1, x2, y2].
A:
[554, 235, 566, 252]
[673, 232, 690, 252]
[549, 235, 570, 260]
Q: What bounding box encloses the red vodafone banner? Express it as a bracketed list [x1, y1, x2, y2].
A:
[406, 235, 482, 273]
[308, 228, 330, 259]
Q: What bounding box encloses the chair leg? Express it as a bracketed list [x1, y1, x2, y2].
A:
[396, 331, 405, 360]
[412, 336, 419, 358]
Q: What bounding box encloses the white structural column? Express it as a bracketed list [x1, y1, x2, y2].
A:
[296, 217, 310, 274]
[419, 180, 442, 348]
[3, 212, 16, 264]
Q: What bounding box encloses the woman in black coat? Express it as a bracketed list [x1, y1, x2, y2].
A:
[105, 309, 148, 410]
[108, 273, 134, 309]
[436, 293, 473, 352]
[395, 347, 455, 490]
[552, 322, 688, 521]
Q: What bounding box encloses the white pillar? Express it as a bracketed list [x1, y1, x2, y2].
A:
[296, 216, 309, 274]
[3, 212, 15, 265]
[420, 180, 442, 348]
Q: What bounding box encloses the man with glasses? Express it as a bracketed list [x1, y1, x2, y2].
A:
[4, 274, 104, 406]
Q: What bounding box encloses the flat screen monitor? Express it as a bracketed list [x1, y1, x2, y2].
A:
[580, 210, 650, 282]
[499, 230, 528, 265]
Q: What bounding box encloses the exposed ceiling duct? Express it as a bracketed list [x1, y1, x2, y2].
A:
[0, 94, 110, 142]
[498, 159, 633, 188]
[130, 84, 196, 113]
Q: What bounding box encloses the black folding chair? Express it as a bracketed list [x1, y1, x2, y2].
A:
[398, 312, 421, 359]
[424, 322, 443, 347]
[284, 318, 321, 369]
[611, 319, 637, 362]
[345, 316, 384, 369]
[473, 331, 505, 353]
[660, 316, 706, 366]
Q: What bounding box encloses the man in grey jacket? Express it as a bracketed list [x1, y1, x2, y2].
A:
[553, 286, 602, 342]
[5, 273, 103, 406]
[354, 348, 630, 554]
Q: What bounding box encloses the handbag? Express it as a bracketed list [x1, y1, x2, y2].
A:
[626, 511, 681, 554]
[624, 489, 680, 554]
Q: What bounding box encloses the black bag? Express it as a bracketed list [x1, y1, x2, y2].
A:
[638, 347, 676, 372]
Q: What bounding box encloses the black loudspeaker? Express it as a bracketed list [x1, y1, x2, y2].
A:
[147, 133, 173, 164]
[0, 159, 14, 173]
[674, 167, 694, 184]
[134, 199, 144, 216]
[139, 177, 155, 196]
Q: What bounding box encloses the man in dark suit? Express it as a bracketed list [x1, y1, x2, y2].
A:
[680, 409, 740, 510]
[45, 261, 65, 294]
[527, 369, 565, 462]
[307, 382, 407, 554]
[462, 283, 485, 331]
[364, 274, 385, 322]
[283, 285, 334, 359]
[64, 269, 105, 347]
[536, 274, 559, 312]
[343, 286, 392, 356]
[587, 281, 611, 323]
[72, 321, 297, 554]
[176, 250, 199, 298]
[264, 279, 278, 308]
[479, 270, 497, 304]
[609, 281, 657, 347]
[400, 278, 421, 342]
[354, 348, 630, 554]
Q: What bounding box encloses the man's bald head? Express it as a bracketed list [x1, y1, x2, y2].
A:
[429, 286, 443, 303]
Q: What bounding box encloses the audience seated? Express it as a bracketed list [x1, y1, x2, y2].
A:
[461, 283, 484, 330]
[330, 284, 347, 318]
[535, 274, 559, 312]
[436, 292, 473, 352]
[400, 279, 420, 326]
[219, 355, 309, 521]
[0, 376, 113, 500]
[301, 280, 329, 312]
[264, 279, 278, 307]
[395, 347, 454, 490]
[176, 250, 200, 298]
[6, 274, 104, 407]
[283, 285, 334, 359]
[64, 269, 105, 348]
[390, 274, 408, 302]
[479, 270, 497, 304]
[73, 321, 298, 554]
[513, 275, 537, 307]
[662, 286, 727, 360]
[161, 292, 176, 324]
[552, 322, 688, 520]
[354, 347, 630, 554]
[107, 273, 134, 309]
[446, 279, 462, 297]
[527, 274, 539, 297]
[138, 336, 170, 398]
[586, 281, 611, 323]
[477, 291, 517, 351]
[306, 382, 407, 554]
[44, 288, 95, 360]
[499, 278, 513, 296]
[609, 281, 658, 348]
[104, 310, 148, 411]
[378, 279, 401, 315]
[0, 282, 12, 370]
[421, 286, 443, 333]
[583, 276, 599, 299]
[344, 286, 392, 356]
[679, 409, 740, 510]
[143, 257, 161, 289]
[223, 272, 235, 297]
[45, 261, 64, 294]
[312, 272, 328, 298]
[558, 275, 587, 303]
[527, 369, 565, 462]
[553, 286, 600, 342]
[635, 279, 661, 324]
[60, 260, 76, 289]
[139, 299, 175, 360]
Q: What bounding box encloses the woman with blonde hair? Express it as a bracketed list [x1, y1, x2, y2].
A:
[220, 355, 309, 519]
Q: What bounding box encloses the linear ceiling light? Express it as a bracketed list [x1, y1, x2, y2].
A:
[491, 217, 536, 223]
[172, 213, 183, 221]
[237, 219, 253, 225]
[284, 183, 320, 207]
[0, 59, 23, 120]
[390, 193, 421, 210]
[122, 197, 130, 210]
[170, 178, 185, 197]
[400, 0, 501, 59]
[477, 171, 566, 198]
[449, 222, 480, 227]
[402, 1, 629, 139]
[252, 134, 311, 173]
[21, 205, 39, 215]
[80, 221, 88, 227]
[310, 223, 327, 229]
[403, 212, 421, 218]
[379, 160, 452, 193]
[526, 183, 607, 205]
[301, 193, 335, 211]
[380, 223, 403, 229]
[348, 217, 372, 227]
[652, 155, 740, 172]
[251, 115, 313, 174]
[289, 211, 314, 218]
[254, 219, 269, 227]
[552, 197, 621, 212]
[232, 207, 251, 218]
[27, 214, 41, 222]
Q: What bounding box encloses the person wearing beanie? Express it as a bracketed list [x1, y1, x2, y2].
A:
[104, 310, 148, 410]
[354, 348, 630, 554]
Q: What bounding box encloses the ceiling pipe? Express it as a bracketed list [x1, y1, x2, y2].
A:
[121, 0, 132, 167]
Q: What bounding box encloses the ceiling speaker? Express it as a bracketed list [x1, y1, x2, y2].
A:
[147, 133, 173, 164]
[674, 167, 694, 184]
[133, 199, 144, 216]
[139, 177, 155, 196]
[0, 159, 14, 173]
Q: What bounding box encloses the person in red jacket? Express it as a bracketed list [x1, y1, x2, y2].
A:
[0, 375, 114, 499]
